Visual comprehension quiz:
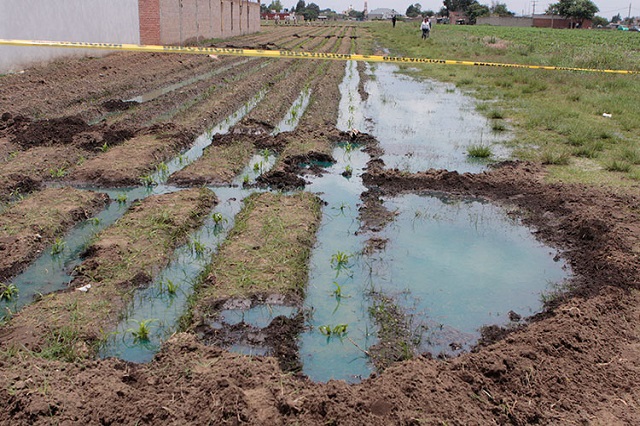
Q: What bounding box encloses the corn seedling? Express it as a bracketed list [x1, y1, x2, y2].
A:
[253, 161, 264, 174]
[139, 174, 156, 187]
[319, 323, 348, 337]
[242, 174, 250, 185]
[115, 194, 128, 204]
[190, 238, 207, 257]
[161, 279, 179, 295]
[127, 319, 156, 343]
[51, 237, 66, 255]
[261, 148, 271, 160]
[331, 251, 351, 269]
[211, 212, 227, 226]
[332, 282, 350, 300]
[0, 283, 18, 301]
[49, 167, 67, 178]
[99, 142, 109, 152]
[343, 165, 353, 177]
[156, 162, 169, 178]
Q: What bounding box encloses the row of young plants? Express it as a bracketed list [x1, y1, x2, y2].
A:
[0, 188, 217, 361]
[0, 188, 109, 293]
[167, 27, 342, 186]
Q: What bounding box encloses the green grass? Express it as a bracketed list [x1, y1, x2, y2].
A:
[467, 144, 493, 158]
[366, 22, 640, 186]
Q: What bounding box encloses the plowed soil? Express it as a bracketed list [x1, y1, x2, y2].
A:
[0, 24, 639, 425]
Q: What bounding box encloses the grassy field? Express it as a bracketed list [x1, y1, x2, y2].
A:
[367, 21, 640, 186]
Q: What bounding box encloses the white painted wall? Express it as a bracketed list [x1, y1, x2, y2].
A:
[0, 0, 140, 73]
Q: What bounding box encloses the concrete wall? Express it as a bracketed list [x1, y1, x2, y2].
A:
[157, 0, 259, 44]
[476, 16, 533, 27]
[0, 0, 261, 73]
[0, 0, 140, 72]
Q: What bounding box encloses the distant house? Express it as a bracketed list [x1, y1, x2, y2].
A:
[533, 14, 592, 29]
[448, 11, 468, 24]
[368, 8, 401, 20]
[261, 11, 304, 23]
[476, 14, 593, 29]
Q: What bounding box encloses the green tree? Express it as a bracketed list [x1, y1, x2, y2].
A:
[591, 15, 608, 27]
[611, 13, 621, 23]
[295, 0, 305, 13]
[490, 2, 514, 17]
[269, 0, 283, 12]
[443, 0, 474, 12]
[467, 3, 490, 23]
[302, 2, 320, 21]
[547, 0, 599, 26]
[406, 3, 422, 18]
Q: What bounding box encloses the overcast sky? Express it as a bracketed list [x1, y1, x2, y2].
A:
[308, 1, 639, 18]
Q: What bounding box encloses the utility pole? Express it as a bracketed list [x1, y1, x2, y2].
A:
[532, 0, 537, 17]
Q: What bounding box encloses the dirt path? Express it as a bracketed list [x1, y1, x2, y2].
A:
[0, 24, 639, 425]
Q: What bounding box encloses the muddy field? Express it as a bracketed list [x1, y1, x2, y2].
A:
[0, 24, 639, 425]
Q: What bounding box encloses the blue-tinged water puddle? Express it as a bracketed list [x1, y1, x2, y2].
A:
[299, 147, 568, 382]
[363, 63, 510, 173]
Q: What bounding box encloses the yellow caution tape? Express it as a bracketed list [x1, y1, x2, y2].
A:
[1, 38, 638, 75]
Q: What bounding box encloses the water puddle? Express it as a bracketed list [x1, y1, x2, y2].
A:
[372, 194, 568, 355]
[363, 63, 510, 173]
[299, 147, 568, 382]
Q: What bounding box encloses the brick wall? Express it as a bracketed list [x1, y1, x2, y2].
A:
[139, 0, 161, 44]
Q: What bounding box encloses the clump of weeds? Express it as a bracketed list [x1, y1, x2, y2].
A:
[467, 144, 492, 158]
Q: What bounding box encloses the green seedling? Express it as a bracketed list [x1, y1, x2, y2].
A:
[211, 212, 227, 226]
[343, 165, 353, 177]
[161, 279, 178, 295]
[190, 238, 207, 257]
[319, 323, 348, 337]
[260, 148, 271, 160]
[332, 282, 350, 300]
[49, 167, 67, 178]
[99, 142, 109, 152]
[253, 161, 264, 174]
[156, 162, 169, 175]
[51, 237, 66, 255]
[89, 217, 101, 226]
[139, 174, 156, 187]
[242, 174, 250, 185]
[331, 251, 351, 271]
[127, 319, 156, 343]
[115, 193, 128, 204]
[0, 283, 18, 301]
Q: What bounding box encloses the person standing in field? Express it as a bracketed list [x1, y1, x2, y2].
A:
[392, 15, 397, 28]
[421, 17, 431, 39]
